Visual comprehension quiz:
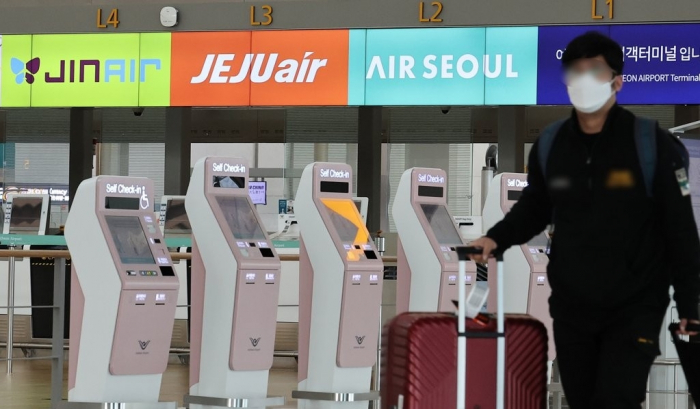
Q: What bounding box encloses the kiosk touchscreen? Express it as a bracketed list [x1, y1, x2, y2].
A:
[159, 196, 192, 336]
[3, 194, 50, 235]
[184, 158, 283, 409]
[293, 163, 383, 409]
[0, 194, 50, 322]
[63, 176, 178, 408]
[483, 172, 555, 361]
[392, 168, 477, 314]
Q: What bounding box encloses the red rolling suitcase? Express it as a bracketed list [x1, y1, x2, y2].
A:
[381, 248, 549, 409]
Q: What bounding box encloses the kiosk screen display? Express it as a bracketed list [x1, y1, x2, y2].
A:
[215, 196, 266, 240]
[164, 199, 191, 234]
[320, 198, 369, 244]
[507, 190, 523, 201]
[420, 204, 462, 245]
[213, 176, 245, 189]
[9, 197, 43, 234]
[527, 231, 549, 248]
[105, 216, 155, 265]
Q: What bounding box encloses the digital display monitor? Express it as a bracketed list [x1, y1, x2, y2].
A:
[215, 196, 267, 240]
[248, 181, 267, 205]
[164, 199, 191, 234]
[9, 197, 43, 234]
[105, 197, 140, 210]
[420, 204, 463, 245]
[320, 181, 349, 193]
[418, 186, 444, 198]
[213, 176, 245, 189]
[320, 198, 369, 244]
[507, 190, 523, 201]
[105, 216, 155, 265]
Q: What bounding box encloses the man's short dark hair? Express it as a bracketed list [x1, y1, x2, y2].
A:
[561, 31, 624, 75]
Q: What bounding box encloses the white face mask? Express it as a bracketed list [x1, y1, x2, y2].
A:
[567, 73, 614, 114]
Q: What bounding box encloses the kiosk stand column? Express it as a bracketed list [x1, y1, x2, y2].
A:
[293, 162, 383, 409]
[62, 176, 179, 409]
[184, 157, 284, 409]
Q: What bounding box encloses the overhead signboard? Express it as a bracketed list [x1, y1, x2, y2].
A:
[1, 33, 170, 107]
[611, 24, 700, 105]
[170, 30, 350, 106]
[535, 26, 611, 105]
[360, 27, 537, 105]
[1, 24, 700, 107]
[535, 24, 700, 105]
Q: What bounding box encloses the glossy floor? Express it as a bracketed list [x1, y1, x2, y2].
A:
[0, 353, 300, 409]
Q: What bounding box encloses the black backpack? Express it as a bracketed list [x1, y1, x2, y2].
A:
[537, 117, 689, 198]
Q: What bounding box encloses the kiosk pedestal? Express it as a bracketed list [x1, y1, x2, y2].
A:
[293, 162, 383, 409]
[185, 157, 284, 409]
[62, 176, 179, 409]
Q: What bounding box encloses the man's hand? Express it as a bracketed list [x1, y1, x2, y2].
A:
[677, 318, 700, 336]
[467, 236, 498, 263]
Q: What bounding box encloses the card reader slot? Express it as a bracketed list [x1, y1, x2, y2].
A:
[160, 266, 175, 276]
[364, 250, 377, 260]
[260, 248, 274, 258]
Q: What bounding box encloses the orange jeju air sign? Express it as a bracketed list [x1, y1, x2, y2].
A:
[170, 30, 349, 107]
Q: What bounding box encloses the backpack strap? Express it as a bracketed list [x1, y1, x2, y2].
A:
[634, 117, 658, 198]
[538, 119, 566, 179]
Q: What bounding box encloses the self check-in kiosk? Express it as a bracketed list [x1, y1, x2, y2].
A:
[159, 195, 192, 346]
[184, 158, 283, 409]
[392, 168, 477, 314]
[63, 176, 179, 408]
[483, 172, 555, 361]
[293, 163, 383, 408]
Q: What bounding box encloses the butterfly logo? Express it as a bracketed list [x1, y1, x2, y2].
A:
[11, 57, 41, 85]
[138, 340, 151, 350]
[355, 336, 366, 345]
[250, 337, 261, 347]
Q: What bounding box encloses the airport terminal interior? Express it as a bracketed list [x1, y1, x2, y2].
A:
[0, 1, 700, 409]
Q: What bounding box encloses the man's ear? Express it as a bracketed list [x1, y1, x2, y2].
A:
[613, 75, 623, 93]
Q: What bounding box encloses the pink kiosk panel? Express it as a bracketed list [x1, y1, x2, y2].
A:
[397, 168, 476, 313]
[72, 177, 179, 378]
[298, 163, 384, 382]
[192, 158, 280, 372]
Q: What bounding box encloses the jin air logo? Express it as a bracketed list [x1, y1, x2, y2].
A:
[11, 57, 41, 84]
[250, 337, 261, 347]
[355, 336, 366, 345]
[138, 340, 151, 350]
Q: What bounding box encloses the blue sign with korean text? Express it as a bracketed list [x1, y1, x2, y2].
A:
[536, 26, 610, 105]
[611, 24, 700, 105]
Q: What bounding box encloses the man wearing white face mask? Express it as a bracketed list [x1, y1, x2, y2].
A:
[468, 32, 700, 409]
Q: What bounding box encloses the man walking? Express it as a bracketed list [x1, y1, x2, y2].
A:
[469, 32, 700, 409]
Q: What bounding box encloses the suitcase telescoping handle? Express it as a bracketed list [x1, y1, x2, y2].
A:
[455, 247, 505, 409]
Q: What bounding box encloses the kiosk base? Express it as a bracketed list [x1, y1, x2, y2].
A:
[59, 402, 178, 409]
[184, 394, 285, 408]
[292, 391, 379, 402]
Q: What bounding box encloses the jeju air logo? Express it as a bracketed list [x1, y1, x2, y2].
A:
[11, 58, 41, 84]
[191, 53, 328, 84]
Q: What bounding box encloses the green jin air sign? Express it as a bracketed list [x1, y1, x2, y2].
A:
[1, 33, 171, 107]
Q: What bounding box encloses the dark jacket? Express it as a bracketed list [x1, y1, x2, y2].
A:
[487, 105, 700, 321]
